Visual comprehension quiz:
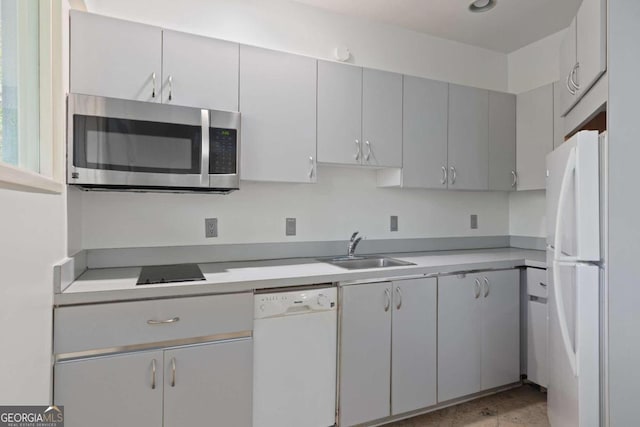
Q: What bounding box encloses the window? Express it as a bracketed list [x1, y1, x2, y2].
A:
[0, 0, 40, 172]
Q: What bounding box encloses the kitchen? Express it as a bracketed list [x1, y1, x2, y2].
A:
[0, 0, 636, 426]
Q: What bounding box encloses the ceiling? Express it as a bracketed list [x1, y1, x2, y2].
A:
[290, 0, 582, 53]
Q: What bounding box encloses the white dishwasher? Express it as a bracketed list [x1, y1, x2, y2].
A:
[253, 287, 337, 427]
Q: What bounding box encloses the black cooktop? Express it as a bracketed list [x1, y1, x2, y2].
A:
[137, 263, 206, 286]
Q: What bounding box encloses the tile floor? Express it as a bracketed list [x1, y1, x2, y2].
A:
[385, 385, 549, 427]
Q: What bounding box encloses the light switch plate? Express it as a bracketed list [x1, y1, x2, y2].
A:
[470, 214, 478, 229]
[286, 218, 296, 236]
[205, 218, 218, 238]
[390, 216, 398, 232]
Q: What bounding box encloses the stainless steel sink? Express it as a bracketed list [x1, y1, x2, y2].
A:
[321, 256, 416, 270]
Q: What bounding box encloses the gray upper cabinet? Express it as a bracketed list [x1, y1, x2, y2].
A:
[448, 85, 489, 190]
[163, 340, 252, 427]
[516, 84, 554, 191]
[553, 80, 565, 149]
[391, 278, 437, 415]
[70, 11, 162, 102]
[362, 69, 403, 168]
[488, 91, 517, 191]
[559, 18, 578, 116]
[239, 45, 317, 183]
[399, 76, 449, 189]
[438, 274, 482, 402]
[162, 30, 239, 111]
[575, 0, 607, 100]
[317, 61, 363, 165]
[480, 270, 520, 390]
[55, 350, 164, 427]
[339, 282, 392, 426]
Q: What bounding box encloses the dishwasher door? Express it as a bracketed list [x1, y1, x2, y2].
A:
[253, 288, 337, 427]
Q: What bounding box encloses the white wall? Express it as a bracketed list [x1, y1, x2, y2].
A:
[81, 166, 509, 248]
[83, 0, 508, 91]
[0, 190, 65, 403]
[506, 29, 563, 238]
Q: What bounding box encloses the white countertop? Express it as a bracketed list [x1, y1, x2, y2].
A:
[56, 248, 546, 306]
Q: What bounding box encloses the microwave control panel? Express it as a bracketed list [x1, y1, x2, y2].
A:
[209, 128, 237, 175]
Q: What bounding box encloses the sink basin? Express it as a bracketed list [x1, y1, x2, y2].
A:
[321, 256, 416, 270]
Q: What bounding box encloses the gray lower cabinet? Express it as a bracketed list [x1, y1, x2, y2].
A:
[391, 278, 438, 415]
[448, 85, 489, 190]
[239, 45, 317, 183]
[488, 91, 517, 191]
[55, 350, 164, 427]
[340, 278, 437, 426]
[339, 282, 392, 427]
[438, 270, 520, 403]
[55, 340, 252, 427]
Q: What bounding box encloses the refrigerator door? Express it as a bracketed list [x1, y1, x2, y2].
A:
[546, 131, 600, 261]
[547, 250, 600, 427]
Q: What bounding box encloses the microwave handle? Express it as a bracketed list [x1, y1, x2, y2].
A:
[201, 110, 210, 187]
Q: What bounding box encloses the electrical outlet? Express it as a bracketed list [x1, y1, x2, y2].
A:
[286, 218, 296, 236]
[390, 216, 398, 232]
[205, 218, 218, 238]
[470, 214, 478, 229]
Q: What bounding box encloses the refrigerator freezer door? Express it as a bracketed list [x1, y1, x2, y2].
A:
[546, 131, 600, 261]
[547, 253, 599, 427]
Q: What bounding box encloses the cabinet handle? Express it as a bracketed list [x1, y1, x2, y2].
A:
[147, 317, 180, 325]
[384, 288, 391, 312]
[441, 166, 448, 185]
[354, 139, 361, 161]
[474, 279, 481, 299]
[571, 63, 581, 91]
[308, 156, 315, 179]
[151, 72, 156, 98]
[395, 286, 402, 310]
[511, 171, 517, 188]
[450, 166, 457, 185]
[566, 72, 576, 96]
[171, 357, 176, 387]
[483, 277, 490, 298]
[151, 359, 157, 390]
[540, 282, 547, 287]
[364, 141, 371, 161]
[168, 75, 173, 101]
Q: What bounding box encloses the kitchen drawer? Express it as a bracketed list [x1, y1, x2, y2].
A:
[54, 293, 253, 355]
[527, 268, 548, 298]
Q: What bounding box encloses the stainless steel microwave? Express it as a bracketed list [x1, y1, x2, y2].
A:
[67, 94, 240, 193]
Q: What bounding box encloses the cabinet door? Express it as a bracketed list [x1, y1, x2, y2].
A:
[70, 11, 161, 102]
[340, 282, 392, 426]
[576, 0, 606, 96]
[164, 339, 253, 427]
[528, 299, 549, 388]
[54, 350, 163, 427]
[239, 46, 317, 183]
[448, 85, 489, 190]
[516, 84, 554, 191]
[362, 69, 403, 168]
[438, 274, 482, 402]
[488, 91, 516, 191]
[553, 81, 565, 149]
[162, 30, 239, 111]
[559, 18, 577, 116]
[391, 278, 437, 415]
[401, 76, 448, 189]
[480, 269, 520, 390]
[317, 61, 362, 165]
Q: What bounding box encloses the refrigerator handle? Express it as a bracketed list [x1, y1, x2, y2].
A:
[553, 147, 578, 377]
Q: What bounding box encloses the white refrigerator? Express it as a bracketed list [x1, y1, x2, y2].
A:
[546, 130, 606, 427]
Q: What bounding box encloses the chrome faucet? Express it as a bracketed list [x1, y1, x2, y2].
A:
[348, 231, 363, 258]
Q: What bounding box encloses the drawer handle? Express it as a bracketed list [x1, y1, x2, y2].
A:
[539, 282, 547, 287]
[147, 317, 180, 325]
